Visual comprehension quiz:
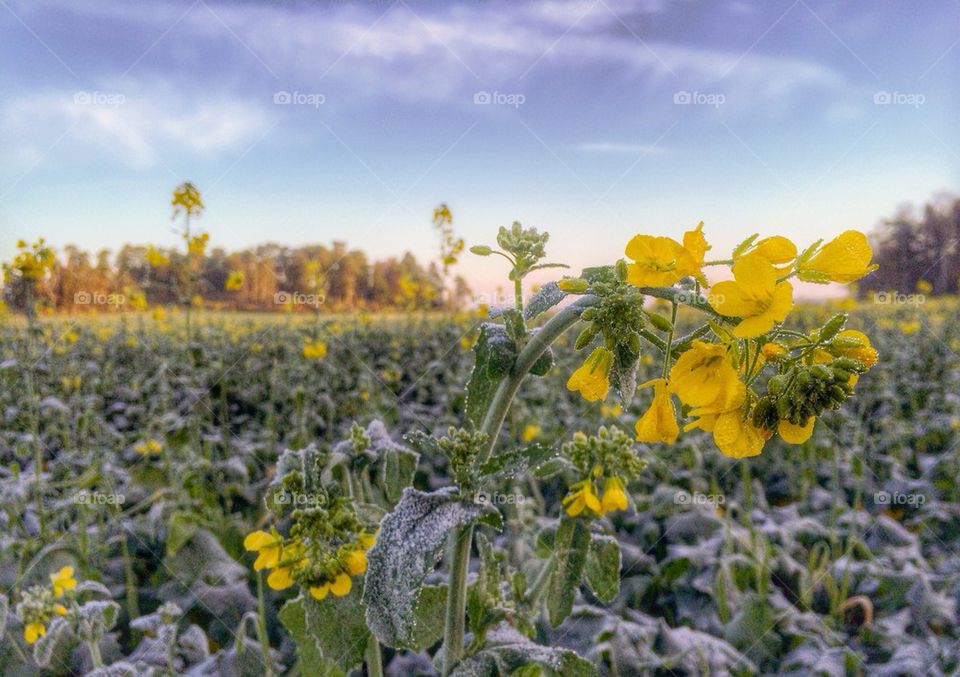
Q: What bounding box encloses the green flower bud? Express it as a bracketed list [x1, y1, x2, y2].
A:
[574, 325, 599, 350]
[645, 311, 674, 333]
[615, 259, 629, 283]
[557, 278, 589, 293]
[767, 374, 789, 396]
[470, 245, 493, 256]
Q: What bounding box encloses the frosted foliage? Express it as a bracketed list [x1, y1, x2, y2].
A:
[362, 486, 487, 648]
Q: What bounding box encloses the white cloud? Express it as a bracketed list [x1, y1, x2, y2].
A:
[0, 82, 269, 171]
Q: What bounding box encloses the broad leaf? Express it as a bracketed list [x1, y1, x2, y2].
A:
[464, 324, 517, 429]
[363, 486, 491, 647]
[278, 596, 348, 677]
[584, 534, 621, 603]
[450, 624, 597, 677]
[479, 443, 559, 481]
[523, 282, 567, 320]
[547, 517, 590, 627]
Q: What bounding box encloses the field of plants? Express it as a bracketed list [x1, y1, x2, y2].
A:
[2, 225, 960, 677]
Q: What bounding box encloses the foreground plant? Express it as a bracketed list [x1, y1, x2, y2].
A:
[242, 222, 877, 675]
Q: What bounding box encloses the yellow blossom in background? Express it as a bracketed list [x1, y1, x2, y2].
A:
[344, 549, 367, 575]
[225, 271, 245, 291]
[562, 481, 601, 517]
[133, 439, 163, 455]
[634, 378, 679, 444]
[779, 417, 815, 444]
[521, 424, 541, 443]
[710, 253, 794, 338]
[760, 342, 787, 361]
[600, 402, 622, 418]
[566, 346, 613, 402]
[144, 246, 169, 267]
[186, 232, 210, 256]
[152, 307, 167, 321]
[303, 339, 328, 359]
[600, 476, 628, 514]
[669, 340, 738, 407]
[624, 234, 700, 287]
[899, 320, 921, 335]
[50, 566, 76, 596]
[798, 231, 877, 284]
[24, 622, 46, 644]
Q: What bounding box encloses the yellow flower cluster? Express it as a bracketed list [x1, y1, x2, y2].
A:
[563, 476, 628, 517]
[303, 338, 328, 359]
[145, 245, 170, 267]
[4, 238, 55, 282]
[225, 270, 245, 291]
[185, 232, 210, 256]
[22, 567, 75, 644]
[243, 529, 375, 598]
[133, 439, 164, 455]
[567, 224, 878, 459]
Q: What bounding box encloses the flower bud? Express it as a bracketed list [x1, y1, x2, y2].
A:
[615, 259, 629, 283]
[645, 311, 674, 332]
[557, 278, 589, 293]
[470, 245, 493, 256]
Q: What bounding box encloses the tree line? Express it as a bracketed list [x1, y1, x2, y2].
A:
[859, 193, 960, 297]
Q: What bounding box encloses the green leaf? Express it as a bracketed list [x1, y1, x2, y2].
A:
[523, 282, 567, 320]
[723, 593, 779, 662]
[411, 585, 447, 651]
[580, 265, 616, 286]
[465, 323, 517, 429]
[547, 517, 590, 627]
[381, 448, 419, 504]
[166, 510, 200, 557]
[479, 442, 559, 480]
[278, 596, 348, 677]
[363, 487, 492, 648]
[584, 534, 621, 603]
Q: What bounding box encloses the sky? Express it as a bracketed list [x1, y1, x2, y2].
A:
[1, 0, 958, 298]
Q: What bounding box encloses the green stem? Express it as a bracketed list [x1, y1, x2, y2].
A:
[441, 295, 600, 676]
[514, 278, 523, 313]
[525, 554, 556, 607]
[660, 302, 679, 379]
[365, 632, 384, 677]
[256, 571, 275, 677]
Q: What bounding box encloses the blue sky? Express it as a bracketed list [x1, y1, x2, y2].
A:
[1, 0, 957, 296]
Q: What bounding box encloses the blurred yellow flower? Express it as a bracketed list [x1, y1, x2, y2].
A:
[710, 253, 793, 338]
[50, 566, 76, 597]
[145, 246, 169, 267]
[303, 339, 328, 359]
[899, 320, 921, 335]
[225, 271, 244, 291]
[916, 279, 933, 294]
[521, 424, 541, 443]
[24, 622, 45, 644]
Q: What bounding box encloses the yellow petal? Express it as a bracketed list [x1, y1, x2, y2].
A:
[267, 567, 295, 591]
[801, 231, 876, 283]
[779, 417, 815, 444]
[243, 530, 275, 552]
[309, 583, 330, 600]
[751, 236, 797, 264]
[330, 573, 353, 597]
[345, 550, 367, 576]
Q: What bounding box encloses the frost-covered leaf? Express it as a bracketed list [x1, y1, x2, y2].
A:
[363, 486, 490, 647]
[278, 599, 343, 676]
[523, 282, 567, 320]
[584, 534, 621, 603]
[33, 615, 73, 668]
[548, 517, 590, 627]
[450, 623, 596, 677]
[479, 442, 559, 481]
[464, 324, 517, 429]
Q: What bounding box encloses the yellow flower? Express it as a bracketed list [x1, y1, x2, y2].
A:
[344, 549, 367, 576]
[566, 346, 613, 402]
[50, 566, 77, 597]
[24, 622, 45, 644]
[710, 253, 794, 338]
[798, 231, 877, 284]
[134, 439, 163, 455]
[303, 339, 328, 360]
[225, 271, 244, 291]
[266, 542, 308, 591]
[521, 424, 541, 443]
[54, 604, 67, 616]
[899, 320, 920, 335]
[779, 417, 815, 444]
[916, 279, 933, 294]
[329, 572, 352, 596]
[600, 476, 628, 514]
[600, 403, 622, 418]
[713, 412, 767, 458]
[562, 481, 601, 517]
[244, 530, 283, 571]
[760, 342, 787, 361]
[145, 245, 169, 267]
[309, 583, 331, 600]
[669, 340, 738, 407]
[748, 236, 797, 265]
[634, 378, 679, 444]
[624, 234, 700, 287]
[186, 232, 209, 256]
[358, 531, 377, 550]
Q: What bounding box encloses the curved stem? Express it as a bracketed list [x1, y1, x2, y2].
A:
[442, 295, 599, 675]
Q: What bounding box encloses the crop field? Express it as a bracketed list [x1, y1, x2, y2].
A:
[1, 284, 958, 675]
